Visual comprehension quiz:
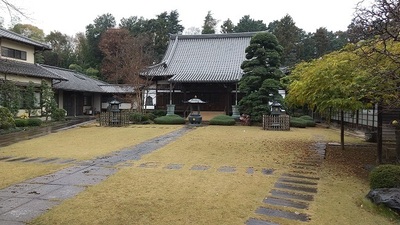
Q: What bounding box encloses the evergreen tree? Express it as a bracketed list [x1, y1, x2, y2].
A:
[234, 15, 267, 32]
[23, 81, 37, 117]
[220, 19, 234, 33]
[238, 32, 283, 122]
[0, 80, 21, 116]
[202, 11, 218, 34]
[40, 80, 57, 121]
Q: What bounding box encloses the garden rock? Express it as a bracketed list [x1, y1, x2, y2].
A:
[367, 188, 400, 212]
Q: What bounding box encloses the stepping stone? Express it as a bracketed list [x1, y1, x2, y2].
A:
[270, 189, 314, 201]
[246, 218, 280, 225]
[255, 206, 310, 222]
[246, 167, 254, 174]
[190, 165, 210, 171]
[278, 177, 318, 186]
[292, 162, 319, 167]
[58, 159, 76, 164]
[40, 158, 60, 163]
[274, 182, 317, 193]
[281, 173, 319, 181]
[139, 162, 158, 168]
[0, 156, 11, 161]
[217, 166, 236, 173]
[289, 170, 317, 176]
[0, 199, 60, 222]
[262, 168, 275, 175]
[290, 164, 317, 171]
[6, 157, 29, 162]
[164, 164, 184, 170]
[263, 196, 309, 209]
[22, 158, 44, 163]
[0, 183, 42, 197]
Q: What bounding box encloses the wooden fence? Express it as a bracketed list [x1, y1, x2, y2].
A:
[99, 111, 130, 127]
[262, 115, 290, 131]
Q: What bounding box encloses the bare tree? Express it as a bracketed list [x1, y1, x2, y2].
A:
[0, 0, 29, 24]
[99, 28, 154, 113]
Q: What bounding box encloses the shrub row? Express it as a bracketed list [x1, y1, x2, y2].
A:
[369, 164, 400, 189]
[209, 114, 236, 126]
[154, 114, 185, 124]
[290, 115, 316, 128]
[14, 118, 42, 127]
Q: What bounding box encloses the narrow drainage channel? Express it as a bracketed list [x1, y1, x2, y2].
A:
[246, 136, 326, 225]
[0, 127, 191, 225]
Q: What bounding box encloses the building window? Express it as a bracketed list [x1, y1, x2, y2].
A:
[145, 96, 153, 106]
[1, 47, 27, 60]
[84, 95, 92, 106]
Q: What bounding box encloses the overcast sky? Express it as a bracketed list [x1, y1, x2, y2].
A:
[4, 0, 362, 36]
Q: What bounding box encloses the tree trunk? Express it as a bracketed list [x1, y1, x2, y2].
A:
[341, 110, 345, 150]
[377, 103, 383, 164]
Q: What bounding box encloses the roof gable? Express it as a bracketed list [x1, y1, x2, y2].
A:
[0, 27, 51, 50]
[146, 32, 261, 83]
[0, 58, 65, 80]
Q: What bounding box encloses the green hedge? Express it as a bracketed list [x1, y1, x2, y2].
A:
[154, 114, 185, 124]
[209, 114, 236, 126]
[290, 117, 307, 128]
[14, 118, 42, 127]
[0, 107, 15, 130]
[290, 116, 316, 128]
[369, 164, 400, 189]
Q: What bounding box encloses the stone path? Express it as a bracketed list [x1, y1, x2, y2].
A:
[246, 135, 326, 225]
[0, 127, 192, 225]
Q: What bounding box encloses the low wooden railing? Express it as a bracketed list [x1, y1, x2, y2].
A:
[262, 115, 290, 131]
[99, 111, 130, 127]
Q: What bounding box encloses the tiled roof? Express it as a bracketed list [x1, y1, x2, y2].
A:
[42, 65, 135, 94]
[0, 27, 51, 50]
[41, 65, 107, 92]
[0, 58, 65, 80]
[98, 84, 135, 93]
[145, 32, 260, 83]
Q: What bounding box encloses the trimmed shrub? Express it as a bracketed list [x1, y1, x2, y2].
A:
[154, 114, 185, 124]
[209, 114, 236, 126]
[152, 110, 167, 117]
[299, 115, 313, 121]
[298, 115, 316, 127]
[0, 107, 15, 129]
[15, 119, 29, 127]
[146, 113, 156, 121]
[369, 165, 400, 189]
[51, 108, 67, 121]
[290, 117, 307, 128]
[27, 118, 42, 126]
[129, 112, 144, 124]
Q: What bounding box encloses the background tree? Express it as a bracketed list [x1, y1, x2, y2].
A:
[268, 14, 302, 68]
[40, 80, 57, 121]
[43, 31, 76, 68]
[0, 0, 27, 26]
[9, 23, 45, 41]
[23, 81, 37, 117]
[220, 18, 234, 33]
[234, 15, 267, 32]
[314, 27, 330, 58]
[239, 32, 283, 122]
[99, 28, 154, 112]
[202, 11, 218, 34]
[0, 80, 21, 116]
[85, 13, 116, 73]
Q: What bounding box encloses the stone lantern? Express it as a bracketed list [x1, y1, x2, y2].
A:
[270, 101, 282, 116]
[109, 99, 121, 125]
[186, 96, 206, 124]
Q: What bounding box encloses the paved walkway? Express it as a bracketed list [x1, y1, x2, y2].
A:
[0, 124, 192, 225]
